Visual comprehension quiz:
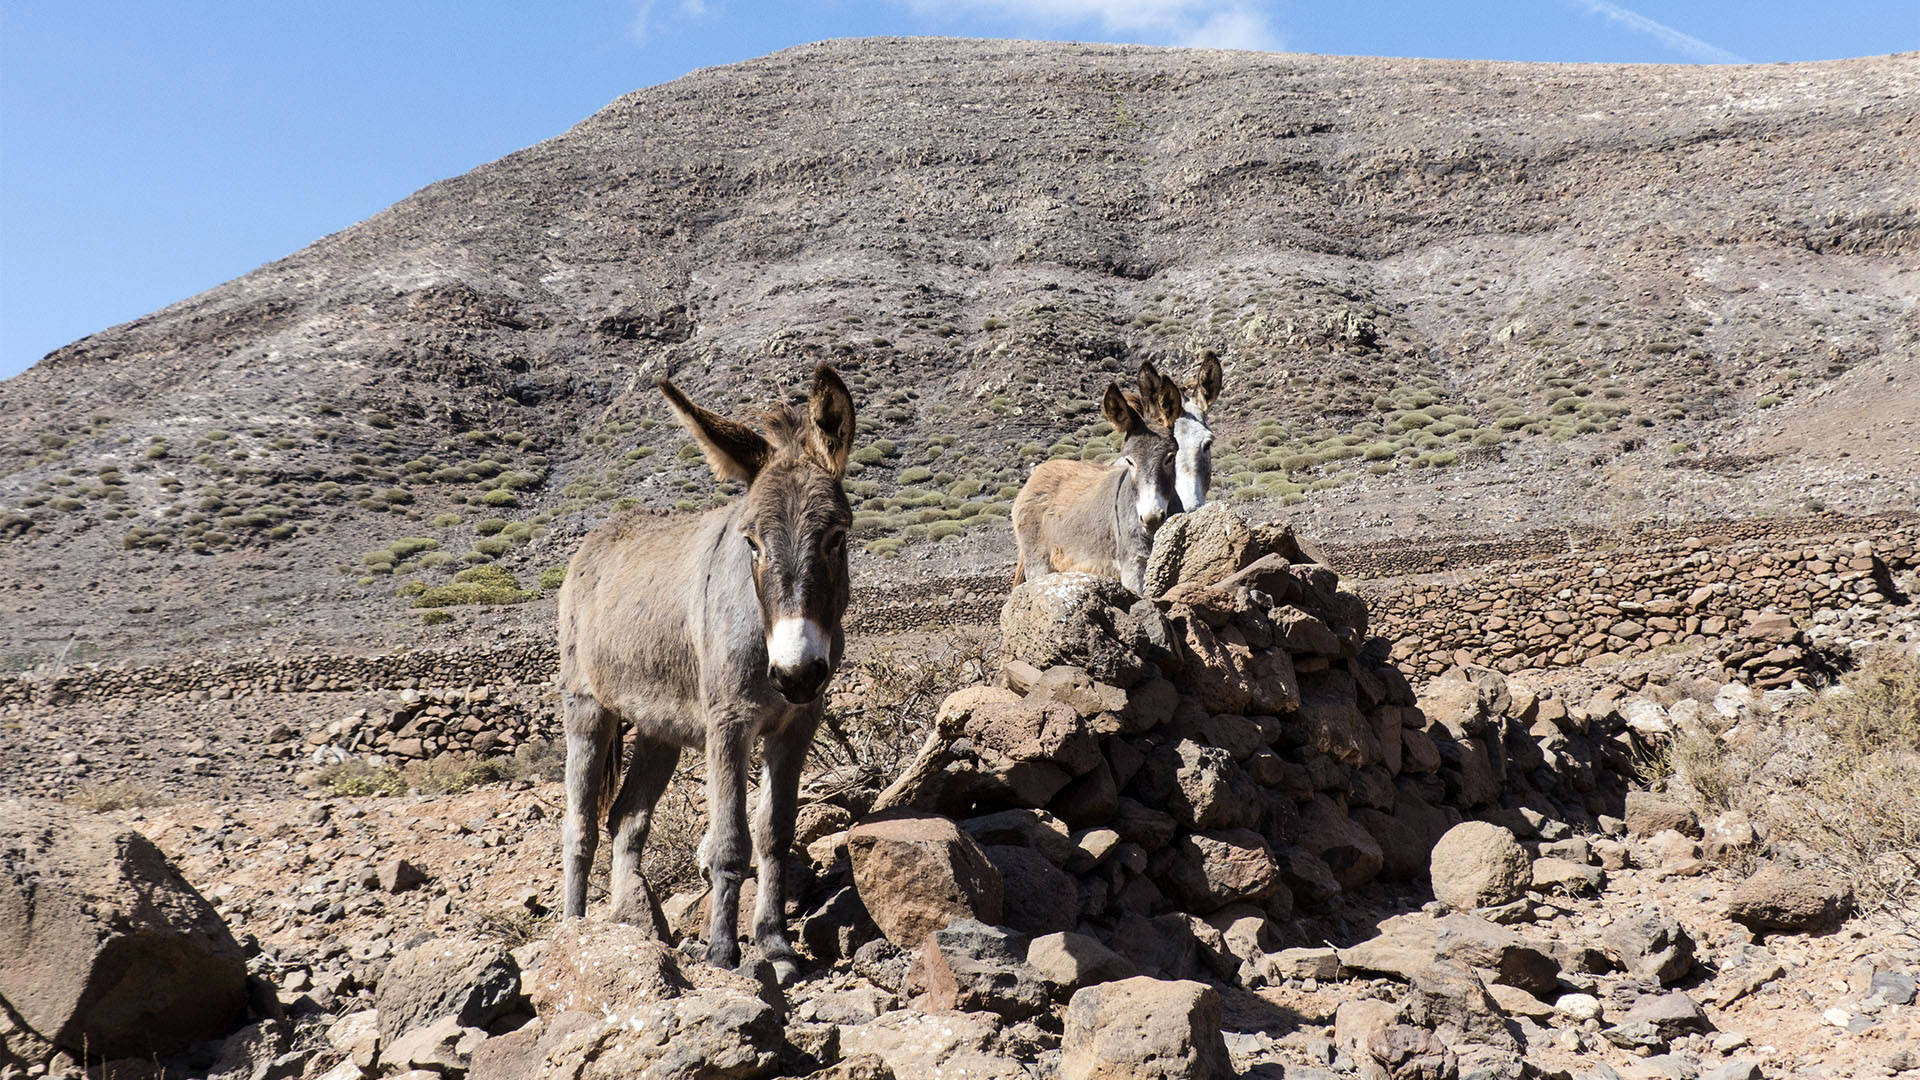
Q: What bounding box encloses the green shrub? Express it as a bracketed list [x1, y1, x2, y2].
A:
[431, 513, 462, 527]
[475, 518, 508, 536]
[414, 566, 535, 607]
[144, 443, 169, 459]
[899, 467, 934, 484]
[538, 566, 567, 590]
[865, 538, 905, 556]
[481, 488, 517, 507]
[421, 610, 453, 625]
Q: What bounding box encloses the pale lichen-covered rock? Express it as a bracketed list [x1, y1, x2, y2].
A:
[1001, 573, 1151, 687]
[378, 937, 521, 1044]
[1429, 821, 1531, 910]
[1143, 503, 1261, 596]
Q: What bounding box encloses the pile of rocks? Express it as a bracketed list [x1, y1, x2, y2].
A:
[1363, 524, 1918, 679]
[822, 505, 1639, 964]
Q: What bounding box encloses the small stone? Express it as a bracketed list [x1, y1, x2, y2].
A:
[378, 858, 426, 893]
[1556, 993, 1602, 1022]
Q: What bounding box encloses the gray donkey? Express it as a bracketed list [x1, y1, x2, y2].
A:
[556, 365, 856, 980]
[1011, 374, 1181, 596]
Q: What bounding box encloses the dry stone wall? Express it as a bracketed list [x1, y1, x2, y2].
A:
[1358, 520, 1919, 683]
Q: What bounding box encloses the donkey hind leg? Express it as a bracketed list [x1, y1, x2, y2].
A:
[561, 692, 618, 918]
[604, 732, 681, 937]
[751, 712, 818, 983]
[702, 712, 755, 970]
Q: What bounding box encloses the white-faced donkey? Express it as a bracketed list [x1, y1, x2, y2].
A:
[555, 365, 856, 981]
[1138, 351, 1223, 514]
[1011, 368, 1182, 596]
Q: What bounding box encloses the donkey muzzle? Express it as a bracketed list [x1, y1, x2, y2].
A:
[771, 657, 830, 704]
[767, 617, 832, 703]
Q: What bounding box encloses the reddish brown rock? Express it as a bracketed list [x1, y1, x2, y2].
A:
[849, 811, 1005, 948]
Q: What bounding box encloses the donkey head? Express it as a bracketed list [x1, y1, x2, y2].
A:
[1102, 382, 1179, 537]
[1138, 353, 1223, 513]
[660, 365, 857, 704]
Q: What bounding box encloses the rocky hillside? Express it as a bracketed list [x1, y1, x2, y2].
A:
[2, 40, 1916, 664]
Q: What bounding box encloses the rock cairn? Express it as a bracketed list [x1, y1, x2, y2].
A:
[812, 505, 1642, 992]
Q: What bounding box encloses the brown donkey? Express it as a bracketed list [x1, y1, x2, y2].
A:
[1011, 375, 1181, 596]
[557, 365, 856, 980]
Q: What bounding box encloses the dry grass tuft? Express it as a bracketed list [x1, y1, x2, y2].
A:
[1768, 647, 1920, 929]
[815, 630, 996, 784]
[66, 780, 172, 813]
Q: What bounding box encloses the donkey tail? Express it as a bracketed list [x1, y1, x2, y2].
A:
[594, 722, 623, 831]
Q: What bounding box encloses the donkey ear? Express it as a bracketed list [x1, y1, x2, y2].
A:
[807, 364, 856, 477]
[1138, 360, 1183, 428]
[1102, 383, 1143, 437]
[659, 378, 772, 483]
[1191, 350, 1224, 415]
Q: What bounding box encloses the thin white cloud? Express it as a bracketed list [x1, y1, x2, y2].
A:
[898, 1, 1283, 52]
[1569, 0, 1747, 64]
[630, 0, 713, 46]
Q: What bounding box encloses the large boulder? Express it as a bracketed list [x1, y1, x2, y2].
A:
[1428, 821, 1531, 910]
[1061, 977, 1232, 1080]
[848, 811, 1004, 948]
[0, 801, 249, 1059]
[377, 937, 521, 1044]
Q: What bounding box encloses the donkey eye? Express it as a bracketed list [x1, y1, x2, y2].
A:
[744, 534, 763, 558]
[822, 530, 846, 557]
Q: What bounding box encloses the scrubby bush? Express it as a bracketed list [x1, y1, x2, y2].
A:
[413, 565, 535, 607]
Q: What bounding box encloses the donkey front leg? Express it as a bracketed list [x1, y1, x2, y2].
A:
[702, 712, 754, 969]
[561, 691, 617, 918]
[751, 712, 817, 982]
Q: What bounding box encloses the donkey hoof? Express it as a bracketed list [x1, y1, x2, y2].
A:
[765, 952, 801, 986]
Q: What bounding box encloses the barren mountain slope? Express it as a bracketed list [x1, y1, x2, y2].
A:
[1, 39, 1915, 663]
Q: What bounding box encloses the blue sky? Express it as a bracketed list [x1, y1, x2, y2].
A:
[2, 2, 1913, 380]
